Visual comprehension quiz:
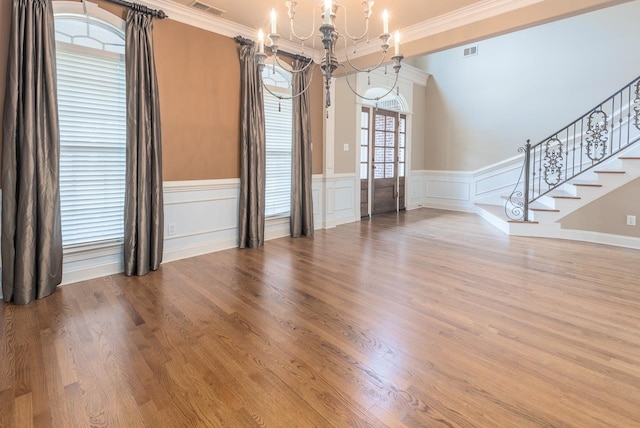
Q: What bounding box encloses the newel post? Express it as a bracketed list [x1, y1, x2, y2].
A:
[523, 139, 531, 222]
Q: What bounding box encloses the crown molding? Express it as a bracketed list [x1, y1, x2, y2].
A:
[399, 63, 431, 87]
[336, 0, 544, 61]
[135, 0, 303, 53]
[136, 0, 542, 66]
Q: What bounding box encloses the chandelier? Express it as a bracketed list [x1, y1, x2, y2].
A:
[255, 0, 403, 108]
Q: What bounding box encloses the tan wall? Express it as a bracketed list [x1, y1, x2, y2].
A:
[334, 78, 357, 174]
[153, 18, 240, 180]
[0, 0, 324, 187]
[411, 84, 427, 170]
[561, 178, 640, 238]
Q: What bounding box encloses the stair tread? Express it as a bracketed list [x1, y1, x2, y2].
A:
[496, 197, 554, 209]
[572, 182, 603, 187]
[547, 190, 580, 199]
[530, 207, 560, 212]
[508, 220, 540, 224]
[619, 156, 640, 160]
[552, 195, 581, 199]
[594, 170, 625, 174]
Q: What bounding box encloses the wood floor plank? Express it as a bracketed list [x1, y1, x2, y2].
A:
[2, 208, 640, 427]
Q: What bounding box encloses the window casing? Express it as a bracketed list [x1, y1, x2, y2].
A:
[262, 66, 293, 217]
[54, 13, 126, 248]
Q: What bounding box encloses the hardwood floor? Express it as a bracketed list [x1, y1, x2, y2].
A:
[2, 208, 640, 427]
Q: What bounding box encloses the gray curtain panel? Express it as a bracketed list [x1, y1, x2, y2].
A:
[238, 43, 266, 248]
[290, 58, 314, 237]
[124, 10, 164, 276]
[1, 0, 63, 304]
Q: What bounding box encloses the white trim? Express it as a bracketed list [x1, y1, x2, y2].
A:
[335, 0, 545, 61]
[400, 64, 431, 87]
[556, 229, 640, 250]
[88, 0, 543, 64]
[123, 0, 304, 54]
[164, 178, 240, 192]
[38, 175, 335, 286]
[409, 152, 527, 212]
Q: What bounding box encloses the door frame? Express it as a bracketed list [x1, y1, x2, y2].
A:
[359, 105, 410, 217]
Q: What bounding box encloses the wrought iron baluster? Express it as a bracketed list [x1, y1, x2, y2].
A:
[506, 75, 640, 221]
[633, 79, 640, 131]
[627, 84, 632, 146]
[572, 123, 577, 177]
[580, 118, 584, 173]
[565, 128, 570, 181]
[586, 107, 608, 161]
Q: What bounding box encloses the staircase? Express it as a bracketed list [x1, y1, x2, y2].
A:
[476, 75, 640, 240]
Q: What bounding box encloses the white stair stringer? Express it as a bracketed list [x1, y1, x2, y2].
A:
[475, 145, 640, 248]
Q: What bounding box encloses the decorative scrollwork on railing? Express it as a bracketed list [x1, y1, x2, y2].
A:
[634, 80, 640, 131]
[586, 107, 608, 161]
[505, 145, 528, 221]
[543, 136, 563, 186]
[505, 75, 640, 224]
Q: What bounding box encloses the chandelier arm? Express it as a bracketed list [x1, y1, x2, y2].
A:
[262, 64, 316, 102]
[336, 4, 369, 42]
[271, 54, 315, 75]
[342, 37, 388, 73]
[342, 66, 401, 102]
[288, 5, 319, 42]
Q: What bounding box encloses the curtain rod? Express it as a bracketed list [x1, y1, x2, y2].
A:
[104, 0, 168, 19]
[234, 36, 313, 64]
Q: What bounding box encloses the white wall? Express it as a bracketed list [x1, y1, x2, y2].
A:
[412, 0, 640, 171]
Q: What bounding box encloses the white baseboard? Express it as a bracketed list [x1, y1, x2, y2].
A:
[557, 229, 640, 250]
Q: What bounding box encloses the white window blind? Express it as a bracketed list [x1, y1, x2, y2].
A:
[56, 41, 126, 247]
[263, 67, 293, 217]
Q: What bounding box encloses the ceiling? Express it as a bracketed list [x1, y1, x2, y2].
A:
[160, 0, 633, 63]
[168, 0, 481, 40]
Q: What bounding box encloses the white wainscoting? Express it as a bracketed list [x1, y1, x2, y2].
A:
[407, 154, 524, 212]
[57, 173, 355, 286]
[321, 173, 359, 228]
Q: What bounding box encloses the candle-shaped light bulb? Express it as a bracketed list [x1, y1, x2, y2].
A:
[382, 9, 389, 34]
[258, 28, 264, 53]
[324, 0, 332, 24]
[270, 9, 277, 34]
[394, 31, 400, 56]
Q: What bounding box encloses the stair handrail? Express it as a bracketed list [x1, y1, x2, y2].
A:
[506, 75, 640, 221]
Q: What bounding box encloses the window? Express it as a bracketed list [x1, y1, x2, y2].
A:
[360, 108, 370, 179]
[262, 66, 293, 217]
[374, 111, 396, 179]
[54, 12, 126, 247]
[398, 114, 406, 177]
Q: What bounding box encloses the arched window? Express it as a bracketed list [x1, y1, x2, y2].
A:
[54, 3, 126, 247]
[262, 65, 293, 217]
[362, 87, 407, 112]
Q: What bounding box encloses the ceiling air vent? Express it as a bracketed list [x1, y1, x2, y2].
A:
[189, 0, 226, 17]
[463, 45, 478, 58]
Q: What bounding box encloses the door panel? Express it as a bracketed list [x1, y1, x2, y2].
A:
[399, 176, 405, 210]
[372, 110, 399, 215]
[360, 179, 369, 218]
[373, 177, 396, 215]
